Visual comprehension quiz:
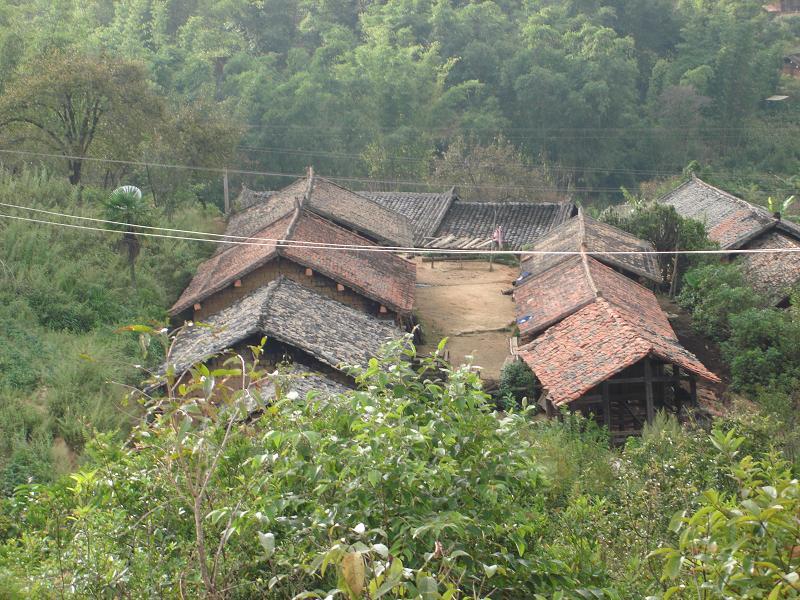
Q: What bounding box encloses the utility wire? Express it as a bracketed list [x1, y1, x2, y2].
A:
[4, 211, 800, 257]
[3, 147, 796, 195]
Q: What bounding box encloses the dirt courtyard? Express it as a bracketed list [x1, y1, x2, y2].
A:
[414, 258, 517, 382]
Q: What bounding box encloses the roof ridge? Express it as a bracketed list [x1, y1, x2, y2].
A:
[577, 209, 601, 299]
[692, 175, 772, 218]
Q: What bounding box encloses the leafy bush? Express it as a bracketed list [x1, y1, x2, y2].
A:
[678, 263, 764, 340]
[653, 430, 800, 599]
[498, 359, 537, 408]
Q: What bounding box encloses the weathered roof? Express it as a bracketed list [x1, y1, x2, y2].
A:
[257, 364, 350, 402]
[518, 297, 720, 406]
[519, 210, 662, 284]
[282, 212, 416, 312]
[170, 210, 416, 316]
[171, 212, 293, 314]
[515, 255, 719, 405]
[230, 176, 414, 247]
[428, 202, 575, 250]
[167, 277, 402, 376]
[659, 176, 778, 249]
[359, 189, 456, 244]
[515, 254, 670, 341]
[738, 230, 800, 303]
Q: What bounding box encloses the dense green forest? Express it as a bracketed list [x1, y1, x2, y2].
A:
[0, 0, 800, 199]
[4, 0, 800, 597]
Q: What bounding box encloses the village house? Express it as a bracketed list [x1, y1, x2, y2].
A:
[165, 276, 401, 401]
[513, 252, 719, 443]
[515, 209, 663, 293]
[784, 49, 800, 78]
[170, 175, 416, 327]
[363, 189, 576, 250]
[660, 175, 800, 305]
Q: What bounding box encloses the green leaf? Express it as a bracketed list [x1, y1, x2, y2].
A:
[417, 576, 439, 600]
[483, 564, 498, 579]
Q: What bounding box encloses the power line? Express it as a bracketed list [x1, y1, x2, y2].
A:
[4, 210, 800, 257]
[2, 146, 796, 195]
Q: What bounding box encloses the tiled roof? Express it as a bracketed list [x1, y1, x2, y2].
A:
[230, 176, 415, 247]
[659, 176, 778, 249]
[257, 364, 350, 402]
[359, 189, 456, 244]
[171, 212, 293, 314]
[282, 212, 416, 312]
[429, 202, 575, 250]
[518, 211, 662, 284]
[738, 230, 800, 303]
[170, 210, 416, 315]
[166, 277, 402, 376]
[518, 297, 719, 406]
[514, 255, 671, 341]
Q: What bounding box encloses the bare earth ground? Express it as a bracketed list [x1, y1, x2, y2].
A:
[414, 258, 517, 383]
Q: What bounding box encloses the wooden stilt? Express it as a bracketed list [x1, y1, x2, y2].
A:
[644, 358, 655, 425]
[602, 381, 611, 430]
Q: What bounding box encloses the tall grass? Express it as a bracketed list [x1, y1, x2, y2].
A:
[0, 167, 220, 489]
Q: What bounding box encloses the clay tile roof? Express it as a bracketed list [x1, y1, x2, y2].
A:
[282, 212, 416, 313]
[255, 364, 350, 403]
[428, 201, 575, 250]
[170, 212, 294, 315]
[659, 176, 777, 249]
[169, 209, 416, 316]
[519, 211, 662, 284]
[307, 177, 414, 246]
[738, 230, 800, 303]
[517, 291, 719, 406]
[515, 255, 671, 341]
[230, 176, 415, 247]
[359, 189, 456, 244]
[166, 277, 402, 376]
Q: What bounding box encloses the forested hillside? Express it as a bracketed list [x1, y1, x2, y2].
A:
[0, 0, 799, 199]
[4, 0, 800, 598]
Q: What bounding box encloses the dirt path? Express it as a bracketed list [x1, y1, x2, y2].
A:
[415, 258, 517, 382]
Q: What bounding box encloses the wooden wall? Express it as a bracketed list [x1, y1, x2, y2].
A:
[193, 256, 400, 323]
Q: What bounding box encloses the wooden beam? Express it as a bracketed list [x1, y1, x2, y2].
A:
[644, 358, 655, 425]
[602, 381, 611, 429]
[672, 363, 682, 414]
[606, 375, 691, 385]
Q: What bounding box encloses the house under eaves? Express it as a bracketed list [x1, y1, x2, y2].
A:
[165, 276, 402, 393]
[516, 209, 663, 290]
[514, 253, 719, 442]
[169, 183, 416, 327]
[660, 175, 800, 305]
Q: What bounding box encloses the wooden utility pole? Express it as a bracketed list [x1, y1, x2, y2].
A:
[223, 168, 230, 215]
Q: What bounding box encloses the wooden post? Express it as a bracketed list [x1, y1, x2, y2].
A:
[223, 168, 230, 215]
[690, 375, 697, 405]
[602, 381, 611, 430]
[644, 358, 655, 425]
[672, 363, 682, 414]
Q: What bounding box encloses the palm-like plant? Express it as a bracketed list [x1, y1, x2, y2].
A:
[767, 195, 796, 216]
[103, 186, 151, 288]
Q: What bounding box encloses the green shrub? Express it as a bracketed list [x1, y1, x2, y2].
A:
[678, 263, 764, 340]
[498, 359, 537, 408]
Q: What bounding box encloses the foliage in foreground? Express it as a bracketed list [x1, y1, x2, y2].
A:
[0, 331, 792, 598]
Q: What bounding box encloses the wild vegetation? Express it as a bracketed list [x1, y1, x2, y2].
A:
[3, 0, 800, 598]
[0, 0, 799, 199]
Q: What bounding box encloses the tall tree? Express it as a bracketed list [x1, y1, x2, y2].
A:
[0, 50, 163, 186]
